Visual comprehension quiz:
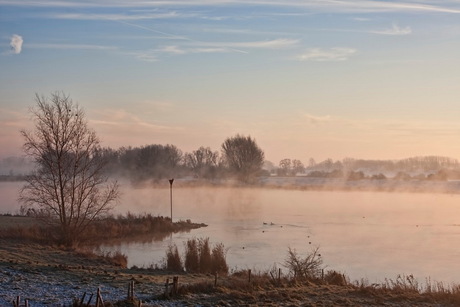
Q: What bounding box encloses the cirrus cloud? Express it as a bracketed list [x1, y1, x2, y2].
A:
[297, 47, 357, 62]
[371, 24, 412, 35]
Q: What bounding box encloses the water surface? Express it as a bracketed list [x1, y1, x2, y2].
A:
[3, 181, 460, 284]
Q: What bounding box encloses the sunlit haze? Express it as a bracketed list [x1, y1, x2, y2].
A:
[2, 0, 460, 163]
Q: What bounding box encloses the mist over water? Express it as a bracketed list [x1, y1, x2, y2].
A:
[3, 181, 460, 284]
[111, 182, 460, 284]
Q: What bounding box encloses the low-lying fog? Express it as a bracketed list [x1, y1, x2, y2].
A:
[3, 180, 460, 284]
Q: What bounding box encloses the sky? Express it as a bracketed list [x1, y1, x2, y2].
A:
[1, 0, 460, 164]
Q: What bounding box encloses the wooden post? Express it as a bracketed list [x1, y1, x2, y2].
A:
[95, 289, 99, 307]
[270, 271, 276, 283]
[79, 292, 86, 307]
[169, 178, 174, 222]
[248, 269, 252, 283]
[132, 280, 135, 299]
[16, 296, 20, 307]
[173, 276, 178, 295]
[165, 278, 170, 297]
[86, 293, 93, 306]
[128, 280, 134, 300]
[321, 269, 324, 280]
[96, 288, 100, 307]
[214, 272, 218, 287]
[278, 268, 281, 283]
[25, 300, 29, 307]
[98, 289, 104, 307]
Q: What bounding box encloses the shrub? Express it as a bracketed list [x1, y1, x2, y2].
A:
[107, 251, 128, 268]
[284, 246, 323, 280]
[164, 238, 228, 274]
[211, 242, 229, 274]
[166, 244, 183, 272]
[184, 238, 200, 273]
[324, 270, 347, 286]
[199, 238, 212, 274]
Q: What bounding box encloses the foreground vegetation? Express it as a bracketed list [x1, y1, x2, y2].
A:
[3, 214, 460, 306]
[2, 236, 460, 306]
[0, 213, 206, 246]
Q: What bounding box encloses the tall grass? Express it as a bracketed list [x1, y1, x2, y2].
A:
[0, 213, 206, 246]
[166, 244, 183, 272]
[85, 213, 206, 243]
[165, 237, 228, 274]
[211, 242, 228, 274]
[185, 238, 200, 273]
[199, 238, 212, 273]
[0, 223, 57, 244]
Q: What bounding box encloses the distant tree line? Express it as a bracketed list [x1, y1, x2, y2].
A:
[0, 156, 35, 177]
[4, 149, 459, 183]
[96, 134, 266, 183]
[273, 156, 460, 181]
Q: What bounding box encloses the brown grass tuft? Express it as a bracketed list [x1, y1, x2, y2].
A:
[166, 244, 183, 272]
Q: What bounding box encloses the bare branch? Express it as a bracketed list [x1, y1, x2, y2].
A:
[19, 92, 119, 245]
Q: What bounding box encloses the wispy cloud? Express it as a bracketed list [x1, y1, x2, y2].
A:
[90, 109, 179, 131]
[192, 38, 299, 50]
[371, 24, 412, 35]
[117, 21, 189, 40]
[26, 43, 118, 50]
[352, 17, 371, 22]
[201, 16, 230, 21]
[48, 11, 186, 21]
[190, 47, 229, 53]
[304, 113, 333, 124]
[134, 38, 298, 60]
[111, 21, 249, 59]
[0, 109, 29, 127]
[124, 50, 158, 62]
[2, 1, 460, 14]
[89, 108, 185, 148]
[156, 45, 186, 55]
[10, 34, 23, 54]
[156, 45, 232, 55]
[297, 47, 357, 61]
[201, 27, 294, 37]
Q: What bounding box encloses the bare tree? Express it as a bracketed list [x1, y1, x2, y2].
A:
[292, 159, 305, 175]
[184, 146, 219, 178]
[221, 134, 264, 182]
[19, 93, 119, 245]
[278, 158, 292, 176]
[136, 144, 183, 180]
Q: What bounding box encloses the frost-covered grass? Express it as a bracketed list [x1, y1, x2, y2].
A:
[2, 240, 460, 306]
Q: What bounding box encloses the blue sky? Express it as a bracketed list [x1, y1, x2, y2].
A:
[1, 1, 460, 164]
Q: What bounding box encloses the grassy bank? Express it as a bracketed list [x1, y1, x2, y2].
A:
[1, 238, 460, 306]
[2, 216, 460, 306]
[0, 213, 207, 245]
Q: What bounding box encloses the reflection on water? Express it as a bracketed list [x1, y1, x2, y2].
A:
[3, 181, 460, 283]
[96, 228, 193, 247]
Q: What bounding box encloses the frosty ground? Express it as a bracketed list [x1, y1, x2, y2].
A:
[1, 239, 459, 307]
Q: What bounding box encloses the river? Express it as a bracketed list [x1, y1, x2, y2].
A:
[3, 181, 460, 284]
